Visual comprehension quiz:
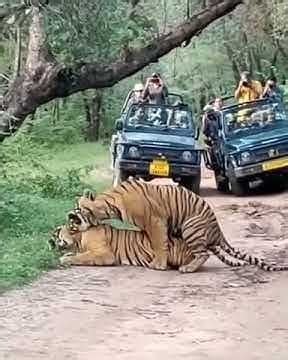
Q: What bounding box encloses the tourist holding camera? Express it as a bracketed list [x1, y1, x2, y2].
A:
[262, 78, 283, 102]
[235, 71, 263, 103]
[142, 73, 168, 105]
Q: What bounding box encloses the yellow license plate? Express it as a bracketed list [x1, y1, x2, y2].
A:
[262, 157, 288, 171]
[149, 159, 170, 177]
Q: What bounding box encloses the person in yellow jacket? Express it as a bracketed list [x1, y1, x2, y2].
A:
[235, 71, 263, 104]
[235, 71, 263, 123]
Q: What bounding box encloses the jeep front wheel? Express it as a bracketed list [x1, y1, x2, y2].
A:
[229, 176, 249, 196]
[214, 172, 229, 193]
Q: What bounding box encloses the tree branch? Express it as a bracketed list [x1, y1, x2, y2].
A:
[0, 0, 243, 141]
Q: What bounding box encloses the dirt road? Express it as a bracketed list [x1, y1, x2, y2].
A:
[1, 169, 288, 360]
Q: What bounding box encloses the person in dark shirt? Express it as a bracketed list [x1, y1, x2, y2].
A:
[262, 78, 283, 102]
[202, 105, 221, 171]
[142, 73, 168, 105]
[202, 105, 220, 145]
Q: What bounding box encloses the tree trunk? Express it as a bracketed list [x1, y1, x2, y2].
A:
[83, 90, 103, 142]
[90, 91, 102, 141]
[13, 25, 22, 80]
[0, 0, 243, 141]
[82, 92, 91, 128]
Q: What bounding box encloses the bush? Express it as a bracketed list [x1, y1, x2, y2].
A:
[0, 137, 109, 291]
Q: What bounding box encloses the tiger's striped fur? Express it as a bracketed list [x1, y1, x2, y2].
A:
[73, 179, 288, 272]
[51, 220, 245, 270]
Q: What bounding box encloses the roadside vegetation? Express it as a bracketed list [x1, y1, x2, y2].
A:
[0, 125, 110, 291]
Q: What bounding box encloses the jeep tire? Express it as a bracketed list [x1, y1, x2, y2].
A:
[214, 171, 229, 193]
[229, 176, 249, 196]
[264, 174, 287, 192]
[180, 173, 201, 194]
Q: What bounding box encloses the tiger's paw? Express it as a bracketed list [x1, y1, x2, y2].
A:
[178, 265, 196, 273]
[148, 257, 168, 271]
[60, 254, 74, 266]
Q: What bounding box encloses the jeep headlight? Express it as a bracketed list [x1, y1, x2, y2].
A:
[128, 146, 140, 158]
[182, 151, 193, 162]
[240, 151, 251, 164]
[116, 144, 124, 156]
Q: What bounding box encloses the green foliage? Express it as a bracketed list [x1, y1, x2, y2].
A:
[45, 0, 156, 64]
[0, 186, 68, 291]
[0, 137, 110, 291]
[26, 96, 86, 145]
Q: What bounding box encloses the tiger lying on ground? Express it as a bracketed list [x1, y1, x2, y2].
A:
[50, 217, 246, 271]
[70, 178, 288, 272]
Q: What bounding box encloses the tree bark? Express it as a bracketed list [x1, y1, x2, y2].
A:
[0, 0, 243, 141]
[83, 90, 103, 142]
[89, 90, 102, 141]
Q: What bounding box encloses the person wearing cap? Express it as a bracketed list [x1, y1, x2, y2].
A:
[126, 83, 145, 109]
[142, 73, 168, 105]
[235, 71, 263, 103]
[262, 78, 283, 102]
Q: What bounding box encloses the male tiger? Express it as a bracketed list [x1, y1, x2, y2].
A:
[71, 179, 288, 272]
[51, 215, 245, 270]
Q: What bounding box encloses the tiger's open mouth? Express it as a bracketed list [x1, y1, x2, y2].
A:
[67, 208, 93, 230]
[67, 210, 82, 225]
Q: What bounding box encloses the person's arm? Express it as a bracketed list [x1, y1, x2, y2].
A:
[142, 78, 151, 100]
[162, 84, 168, 97]
[202, 115, 210, 138]
[235, 81, 243, 100]
[261, 84, 269, 98]
[255, 81, 263, 98]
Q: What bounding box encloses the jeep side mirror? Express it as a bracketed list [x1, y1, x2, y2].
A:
[115, 119, 123, 131]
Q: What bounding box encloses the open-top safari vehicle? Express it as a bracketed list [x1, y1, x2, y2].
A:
[203, 97, 288, 196]
[111, 94, 202, 193]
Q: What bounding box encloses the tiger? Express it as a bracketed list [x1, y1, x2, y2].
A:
[50, 216, 246, 271]
[71, 178, 288, 272]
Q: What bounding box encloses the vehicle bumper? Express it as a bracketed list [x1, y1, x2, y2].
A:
[232, 156, 288, 179]
[119, 159, 200, 177]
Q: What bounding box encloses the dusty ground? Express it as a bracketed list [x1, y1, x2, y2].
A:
[1, 168, 288, 360]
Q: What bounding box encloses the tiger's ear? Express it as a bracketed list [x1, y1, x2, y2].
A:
[82, 189, 96, 201]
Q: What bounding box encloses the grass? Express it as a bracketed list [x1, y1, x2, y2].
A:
[0, 140, 111, 292]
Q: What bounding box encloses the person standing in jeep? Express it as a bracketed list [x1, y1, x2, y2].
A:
[142, 73, 168, 105]
[235, 71, 263, 103]
[262, 78, 284, 102]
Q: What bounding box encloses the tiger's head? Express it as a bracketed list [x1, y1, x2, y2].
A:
[75, 189, 121, 226]
[49, 224, 81, 253]
[67, 207, 92, 232]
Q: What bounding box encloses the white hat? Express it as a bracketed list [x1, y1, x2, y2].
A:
[133, 83, 144, 91]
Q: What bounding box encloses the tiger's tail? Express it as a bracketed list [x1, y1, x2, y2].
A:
[211, 247, 246, 267]
[218, 231, 288, 271]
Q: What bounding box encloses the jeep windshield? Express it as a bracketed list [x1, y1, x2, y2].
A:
[124, 104, 194, 135]
[223, 99, 288, 139]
